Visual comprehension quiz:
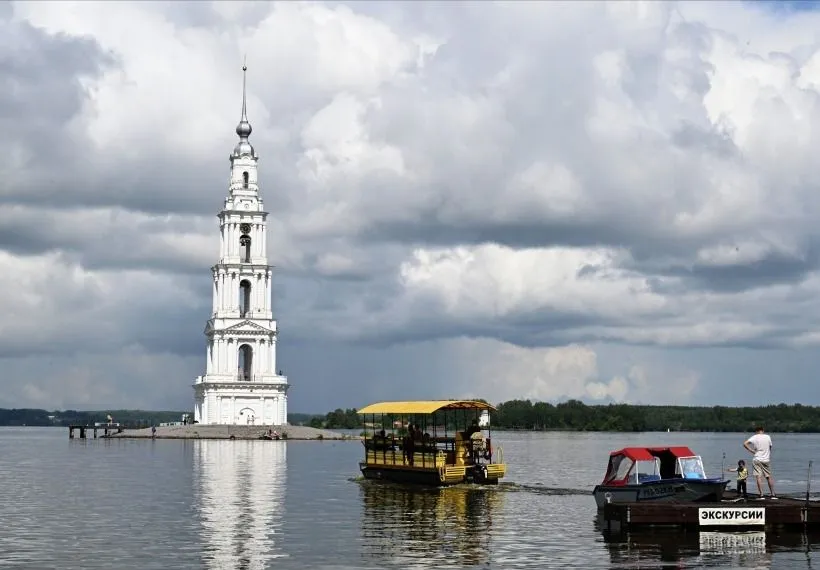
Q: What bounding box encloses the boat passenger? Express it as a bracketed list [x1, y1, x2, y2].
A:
[373, 429, 389, 450]
[469, 431, 484, 464]
[403, 426, 416, 465]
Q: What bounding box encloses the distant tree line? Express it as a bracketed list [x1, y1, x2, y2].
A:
[307, 400, 820, 433]
[492, 400, 820, 433]
[308, 408, 359, 429]
[9, 400, 820, 432]
[0, 409, 191, 427]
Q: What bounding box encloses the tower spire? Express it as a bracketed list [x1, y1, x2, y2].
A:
[233, 57, 254, 157]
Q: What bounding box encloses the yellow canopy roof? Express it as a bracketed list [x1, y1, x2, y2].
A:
[356, 400, 496, 415]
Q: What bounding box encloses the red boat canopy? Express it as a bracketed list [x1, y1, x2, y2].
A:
[611, 446, 696, 460]
[600, 446, 700, 486]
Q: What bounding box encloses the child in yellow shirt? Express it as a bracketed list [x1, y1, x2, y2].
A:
[727, 459, 748, 499]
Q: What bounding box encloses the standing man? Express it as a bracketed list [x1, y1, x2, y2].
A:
[743, 426, 776, 499]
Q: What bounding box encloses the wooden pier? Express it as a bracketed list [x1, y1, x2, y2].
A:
[603, 496, 820, 531]
[68, 423, 124, 439]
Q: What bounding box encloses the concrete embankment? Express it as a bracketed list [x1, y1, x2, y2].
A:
[111, 424, 355, 441]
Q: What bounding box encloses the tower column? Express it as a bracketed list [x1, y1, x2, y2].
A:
[222, 272, 228, 312]
[255, 273, 263, 312]
[255, 339, 262, 377]
[267, 271, 273, 315]
[220, 224, 225, 260]
[229, 272, 236, 312]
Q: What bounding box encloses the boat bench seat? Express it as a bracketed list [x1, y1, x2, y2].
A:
[638, 473, 661, 483]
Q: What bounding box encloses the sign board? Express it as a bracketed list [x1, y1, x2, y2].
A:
[698, 507, 765, 526]
[699, 531, 766, 554]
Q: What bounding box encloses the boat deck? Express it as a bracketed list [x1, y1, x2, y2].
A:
[602, 492, 820, 531]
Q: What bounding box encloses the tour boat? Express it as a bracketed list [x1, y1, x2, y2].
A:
[357, 400, 507, 486]
[592, 446, 729, 509]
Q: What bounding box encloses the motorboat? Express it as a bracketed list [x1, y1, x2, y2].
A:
[592, 446, 729, 509]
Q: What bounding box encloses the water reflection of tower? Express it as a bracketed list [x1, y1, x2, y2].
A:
[360, 482, 502, 568]
[195, 440, 287, 569]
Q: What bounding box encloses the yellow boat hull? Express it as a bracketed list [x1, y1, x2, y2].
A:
[360, 459, 506, 486]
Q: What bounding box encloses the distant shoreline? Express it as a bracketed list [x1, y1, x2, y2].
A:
[109, 424, 356, 441]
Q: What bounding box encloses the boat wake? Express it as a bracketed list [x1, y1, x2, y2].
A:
[348, 477, 591, 496]
[497, 482, 592, 496]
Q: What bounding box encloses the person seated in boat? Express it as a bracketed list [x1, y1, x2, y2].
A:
[373, 429, 390, 450]
[421, 432, 436, 453]
[465, 419, 480, 438]
[403, 426, 416, 465]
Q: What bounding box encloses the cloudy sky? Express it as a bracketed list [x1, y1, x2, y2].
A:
[6, 0, 820, 413]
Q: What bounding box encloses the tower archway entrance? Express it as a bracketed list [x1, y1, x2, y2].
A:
[237, 407, 256, 425]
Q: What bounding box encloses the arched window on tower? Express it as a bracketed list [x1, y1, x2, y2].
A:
[242, 171, 249, 188]
[239, 279, 251, 317]
[240, 234, 251, 263]
[238, 344, 253, 382]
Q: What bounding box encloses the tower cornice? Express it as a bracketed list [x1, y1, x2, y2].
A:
[211, 263, 274, 272]
[218, 210, 270, 218]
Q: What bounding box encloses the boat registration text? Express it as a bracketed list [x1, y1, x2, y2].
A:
[637, 485, 676, 499]
[698, 507, 765, 526]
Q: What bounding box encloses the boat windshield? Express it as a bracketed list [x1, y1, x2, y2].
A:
[632, 458, 661, 484]
[676, 455, 706, 479]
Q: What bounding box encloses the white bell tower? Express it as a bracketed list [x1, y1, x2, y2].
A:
[193, 64, 289, 426]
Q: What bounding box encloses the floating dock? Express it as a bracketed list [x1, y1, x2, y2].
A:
[68, 423, 124, 439]
[603, 495, 820, 531]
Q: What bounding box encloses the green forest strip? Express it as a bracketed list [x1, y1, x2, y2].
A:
[307, 400, 820, 433]
[5, 400, 818, 432]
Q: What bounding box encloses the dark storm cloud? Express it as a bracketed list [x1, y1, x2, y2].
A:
[0, 17, 115, 203]
[0, 21, 112, 122]
[0, 205, 215, 275]
[681, 253, 818, 292]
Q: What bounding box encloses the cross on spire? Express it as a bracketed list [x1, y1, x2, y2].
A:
[233, 57, 254, 157]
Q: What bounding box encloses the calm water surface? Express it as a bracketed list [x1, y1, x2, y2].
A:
[1, 428, 819, 569]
